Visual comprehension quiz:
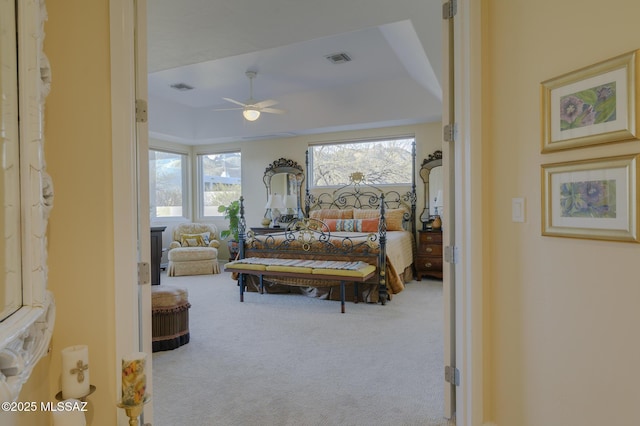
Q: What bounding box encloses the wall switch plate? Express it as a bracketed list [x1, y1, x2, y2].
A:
[512, 198, 525, 223]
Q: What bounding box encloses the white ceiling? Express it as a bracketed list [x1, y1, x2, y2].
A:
[147, 0, 443, 145]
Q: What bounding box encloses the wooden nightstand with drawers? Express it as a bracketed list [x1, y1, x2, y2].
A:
[416, 230, 443, 280]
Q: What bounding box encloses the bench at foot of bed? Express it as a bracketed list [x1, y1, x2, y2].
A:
[225, 258, 379, 313]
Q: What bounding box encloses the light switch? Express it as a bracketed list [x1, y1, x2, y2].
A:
[512, 198, 525, 223]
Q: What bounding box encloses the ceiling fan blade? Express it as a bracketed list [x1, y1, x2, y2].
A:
[254, 99, 279, 109]
[262, 107, 286, 114]
[222, 97, 247, 107]
[213, 107, 243, 111]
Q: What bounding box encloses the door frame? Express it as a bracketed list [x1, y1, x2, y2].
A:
[109, 0, 486, 424]
[110, 0, 153, 423]
[448, 0, 486, 425]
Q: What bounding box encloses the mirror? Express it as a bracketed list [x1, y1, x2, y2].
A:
[263, 158, 305, 226]
[0, 0, 55, 401]
[1, 0, 22, 322]
[419, 150, 443, 230]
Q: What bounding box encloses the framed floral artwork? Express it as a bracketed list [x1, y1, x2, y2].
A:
[541, 50, 640, 152]
[541, 154, 639, 242]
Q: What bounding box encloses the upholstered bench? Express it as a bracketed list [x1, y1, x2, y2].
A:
[151, 285, 191, 352]
[225, 258, 377, 313]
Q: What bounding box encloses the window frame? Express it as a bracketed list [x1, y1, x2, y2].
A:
[308, 135, 416, 189]
[148, 147, 191, 223]
[195, 150, 242, 221]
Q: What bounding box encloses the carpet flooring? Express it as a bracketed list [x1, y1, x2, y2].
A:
[152, 271, 452, 426]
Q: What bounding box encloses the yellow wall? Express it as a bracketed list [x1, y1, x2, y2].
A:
[42, 0, 116, 425]
[485, 0, 640, 424]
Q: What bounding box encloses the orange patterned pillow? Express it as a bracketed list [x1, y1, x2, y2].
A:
[309, 208, 354, 220]
[353, 208, 407, 231]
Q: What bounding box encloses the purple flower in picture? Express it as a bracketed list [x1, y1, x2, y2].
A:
[560, 95, 583, 124]
[596, 84, 614, 102]
[580, 105, 596, 126]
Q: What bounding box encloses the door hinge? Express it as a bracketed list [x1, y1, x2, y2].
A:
[138, 262, 151, 285]
[443, 123, 457, 142]
[445, 365, 460, 386]
[442, 0, 457, 20]
[444, 246, 459, 264]
[135, 99, 148, 123]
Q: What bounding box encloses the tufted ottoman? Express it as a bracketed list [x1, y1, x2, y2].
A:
[151, 285, 191, 352]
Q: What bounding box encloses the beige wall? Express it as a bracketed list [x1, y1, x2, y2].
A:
[485, 0, 640, 424]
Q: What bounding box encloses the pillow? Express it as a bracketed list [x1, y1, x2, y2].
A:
[353, 208, 407, 231]
[180, 232, 210, 247]
[324, 218, 379, 232]
[309, 208, 354, 220]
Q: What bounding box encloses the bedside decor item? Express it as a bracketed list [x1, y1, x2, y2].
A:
[541, 154, 639, 242]
[61, 345, 90, 399]
[541, 49, 640, 152]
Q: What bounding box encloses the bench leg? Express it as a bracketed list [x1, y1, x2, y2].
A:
[239, 274, 245, 302]
[340, 281, 345, 313]
[259, 275, 264, 294]
[354, 282, 359, 304]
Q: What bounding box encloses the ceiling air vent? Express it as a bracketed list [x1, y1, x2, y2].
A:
[170, 82, 194, 91]
[325, 52, 352, 64]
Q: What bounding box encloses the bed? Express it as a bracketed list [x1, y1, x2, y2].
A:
[230, 168, 417, 305]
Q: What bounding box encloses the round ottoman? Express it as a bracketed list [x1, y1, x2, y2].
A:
[151, 285, 191, 352]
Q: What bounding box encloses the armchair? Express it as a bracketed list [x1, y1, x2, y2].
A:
[167, 223, 221, 276]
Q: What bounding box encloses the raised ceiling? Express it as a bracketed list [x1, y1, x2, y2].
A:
[147, 0, 443, 145]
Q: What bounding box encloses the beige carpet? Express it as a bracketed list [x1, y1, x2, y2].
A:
[152, 271, 453, 426]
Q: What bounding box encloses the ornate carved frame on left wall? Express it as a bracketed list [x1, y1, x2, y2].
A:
[0, 0, 55, 401]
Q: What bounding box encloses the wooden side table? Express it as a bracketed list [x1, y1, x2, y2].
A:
[150, 226, 166, 285]
[416, 229, 443, 280]
[250, 227, 283, 235]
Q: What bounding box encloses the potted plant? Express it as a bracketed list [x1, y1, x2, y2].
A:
[218, 200, 241, 260]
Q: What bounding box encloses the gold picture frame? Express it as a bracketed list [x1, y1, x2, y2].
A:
[541, 50, 640, 152]
[541, 154, 639, 242]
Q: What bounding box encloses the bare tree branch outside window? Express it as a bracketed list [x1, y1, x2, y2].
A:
[310, 138, 414, 186]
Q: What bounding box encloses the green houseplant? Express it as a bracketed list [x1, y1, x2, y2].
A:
[218, 199, 241, 241]
[218, 200, 241, 260]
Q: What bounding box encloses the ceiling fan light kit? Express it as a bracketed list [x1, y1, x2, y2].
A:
[215, 70, 285, 121]
[242, 108, 260, 121]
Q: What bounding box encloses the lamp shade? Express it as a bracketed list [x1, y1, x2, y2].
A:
[284, 194, 298, 209]
[243, 108, 260, 121]
[434, 190, 444, 207]
[265, 193, 285, 209]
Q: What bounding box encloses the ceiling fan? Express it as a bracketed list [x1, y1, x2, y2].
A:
[215, 71, 285, 121]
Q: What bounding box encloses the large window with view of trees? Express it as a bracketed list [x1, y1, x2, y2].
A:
[309, 137, 415, 187]
[149, 149, 188, 219]
[198, 151, 242, 217]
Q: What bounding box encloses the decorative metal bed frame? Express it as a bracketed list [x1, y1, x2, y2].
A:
[235, 143, 417, 306]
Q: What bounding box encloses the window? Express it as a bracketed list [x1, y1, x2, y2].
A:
[309, 137, 415, 187]
[149, 149, 188, 219]
[198, 152, 242, 217]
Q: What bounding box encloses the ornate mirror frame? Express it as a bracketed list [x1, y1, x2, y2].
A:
[0, 0, 55, 401]
[419, 150, 443, 229]
[263, 158, 305, 223]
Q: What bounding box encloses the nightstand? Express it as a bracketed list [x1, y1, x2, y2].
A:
[416, 230, 443, 280]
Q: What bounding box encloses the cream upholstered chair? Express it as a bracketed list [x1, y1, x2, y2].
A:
[167, 223, 221, 276]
